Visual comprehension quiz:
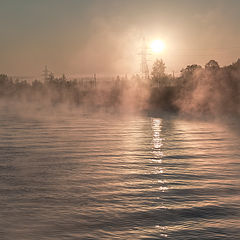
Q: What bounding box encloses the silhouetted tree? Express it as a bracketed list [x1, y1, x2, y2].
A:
[205, 60, 220, 70]
[181, 64, 202, 77]
[151, 59, 166, 80]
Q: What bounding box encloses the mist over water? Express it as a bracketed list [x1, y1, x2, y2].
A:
[0, 57, 240, 240]
[1, 0, 240, 239]
[1, 54, 240, 240]
[1, 57, 240, 120]
[176, 64, 240, 118]
[0, 108, 240, 239]
[1, 64, 240, 239]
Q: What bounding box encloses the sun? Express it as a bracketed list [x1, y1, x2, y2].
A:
[150, 40, 165, 53]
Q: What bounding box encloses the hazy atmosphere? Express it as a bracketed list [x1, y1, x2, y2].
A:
[0, 1, 240, 240]
[1, 0, 240, 76]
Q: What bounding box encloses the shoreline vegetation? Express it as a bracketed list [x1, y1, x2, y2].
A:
[0, 59, 239, 118]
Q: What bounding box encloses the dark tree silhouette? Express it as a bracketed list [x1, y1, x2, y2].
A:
[151, 59, 166, 80]
[181, 64, 202, 76]
[205, 60, 220, 70]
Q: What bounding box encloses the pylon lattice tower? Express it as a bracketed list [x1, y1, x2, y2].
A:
[139, 37, 150, 79]
[42, 65, 49, 82]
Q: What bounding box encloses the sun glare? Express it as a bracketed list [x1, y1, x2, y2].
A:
[150, 40, 165, 53]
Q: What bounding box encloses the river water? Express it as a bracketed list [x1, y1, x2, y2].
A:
[0, 111, 239, 239]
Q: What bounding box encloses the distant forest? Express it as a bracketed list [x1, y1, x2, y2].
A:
[0, 59, 239, 117]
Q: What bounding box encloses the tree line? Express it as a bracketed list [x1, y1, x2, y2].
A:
[0, 58, 239, 117]
[148, 58, 240, 117]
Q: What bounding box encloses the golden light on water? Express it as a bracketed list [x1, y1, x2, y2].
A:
[150, 40, 165, 53]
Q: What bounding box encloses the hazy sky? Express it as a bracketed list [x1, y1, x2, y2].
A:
[1, 0, 240, 77]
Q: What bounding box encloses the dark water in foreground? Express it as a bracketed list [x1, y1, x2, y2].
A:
[0, 111, 240, 239]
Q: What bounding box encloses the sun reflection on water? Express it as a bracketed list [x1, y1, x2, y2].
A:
[151, 118, 168, 187]
[151, 118, 169, 237]
[151, 118, 164, 160]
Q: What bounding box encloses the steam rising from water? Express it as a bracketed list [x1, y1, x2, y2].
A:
[176, 67, 240, 118]
[0, 59, 239, 123]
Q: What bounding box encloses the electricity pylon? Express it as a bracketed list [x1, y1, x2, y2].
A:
[42, 65, 49, 82]
[138, 37, 151, 79]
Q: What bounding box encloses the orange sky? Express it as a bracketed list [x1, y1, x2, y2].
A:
[0, 0, 240, 77]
